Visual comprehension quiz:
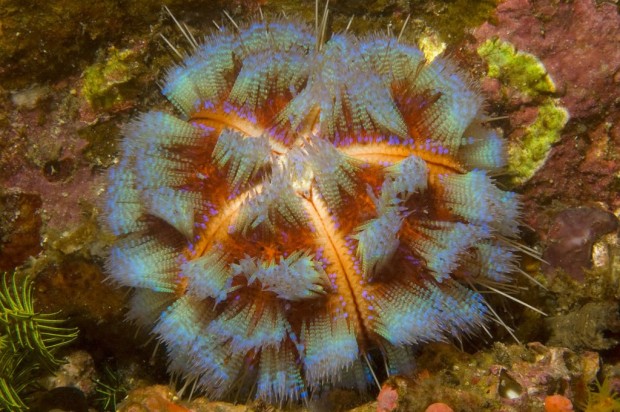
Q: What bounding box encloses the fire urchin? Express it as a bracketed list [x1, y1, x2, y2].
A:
[103, 8, 535, 403]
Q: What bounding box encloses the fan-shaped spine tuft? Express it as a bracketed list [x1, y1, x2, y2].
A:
[107, 236, 179, 292]
[373, 281, 487, 345]
[413, 58, 482, 152]
[305, 135, 359, 210]
[162, 34, 236, 115]
[104, 163, 144, 236]
[301, 312, 359, 388]
[125, 288, 175, 327]
[257, 344, 306, 402]
[235, 167, 307, 233]
[142, 187, 201, 239]
[212, 129, 272, 188]
[439, 170, 520, 236]
[354, 207, 402, 279]
[181, 249, 232, 303]
[233, 251, 329, 300]
[458, 123, 506, 170]
[413, 222, 490, 282]
[206, 297, 290, 352]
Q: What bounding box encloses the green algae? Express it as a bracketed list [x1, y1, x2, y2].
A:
[508, 101, 569, 185]
[478, 37, 556, 97]
[82, 47, 143, 111]
[477, 37, 570, 185]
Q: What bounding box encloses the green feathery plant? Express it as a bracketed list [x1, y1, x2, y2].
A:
[0, 273, 78, 411]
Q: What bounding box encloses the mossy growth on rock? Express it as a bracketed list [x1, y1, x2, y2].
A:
[82, 46, 144, 111]
[507, 101, 569, 185]
[477, 37, 569, 185]
[477, 37, 556, 97]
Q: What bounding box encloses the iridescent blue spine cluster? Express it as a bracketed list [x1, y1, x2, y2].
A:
[103, 16, 522, 403]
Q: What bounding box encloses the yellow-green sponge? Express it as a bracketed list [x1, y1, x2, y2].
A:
[477, 38, 569, 185]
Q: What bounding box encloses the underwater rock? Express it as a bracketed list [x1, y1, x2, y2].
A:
[542, 207, 619, 280]
[33, 257, 129, 358]
[0, 191, 42, 270]
[546, 301, 620, 351]
[0, 75, 109, 238]
[376, 376, 414, 412]
[406, 341, 599, 411]
[489, 343, 599, 410]
[116, 385, 253, 412]
[10, 85, 51, 110]
[32, 386, 89, 412]
[81, 45, 149, 112]
[0, 0, 265, 89]
[520, 113, 620, 235]
[41, 350, 97, 396]
[472, 0, 619, 234]
[116, 385, 191, 412]
[474, 0, 620, 120]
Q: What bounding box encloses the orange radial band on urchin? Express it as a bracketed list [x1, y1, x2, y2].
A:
[103, 15, 522, 403]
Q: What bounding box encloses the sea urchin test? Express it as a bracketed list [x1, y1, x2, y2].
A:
[104, 14, 523, 402]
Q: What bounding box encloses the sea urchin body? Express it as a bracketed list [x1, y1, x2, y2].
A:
[104, 16, 521, 403]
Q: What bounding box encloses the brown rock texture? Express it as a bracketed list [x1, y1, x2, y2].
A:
[0, 191, 42, 270]
[473, 0, 620, 236]
[474, 0, 620, 120]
